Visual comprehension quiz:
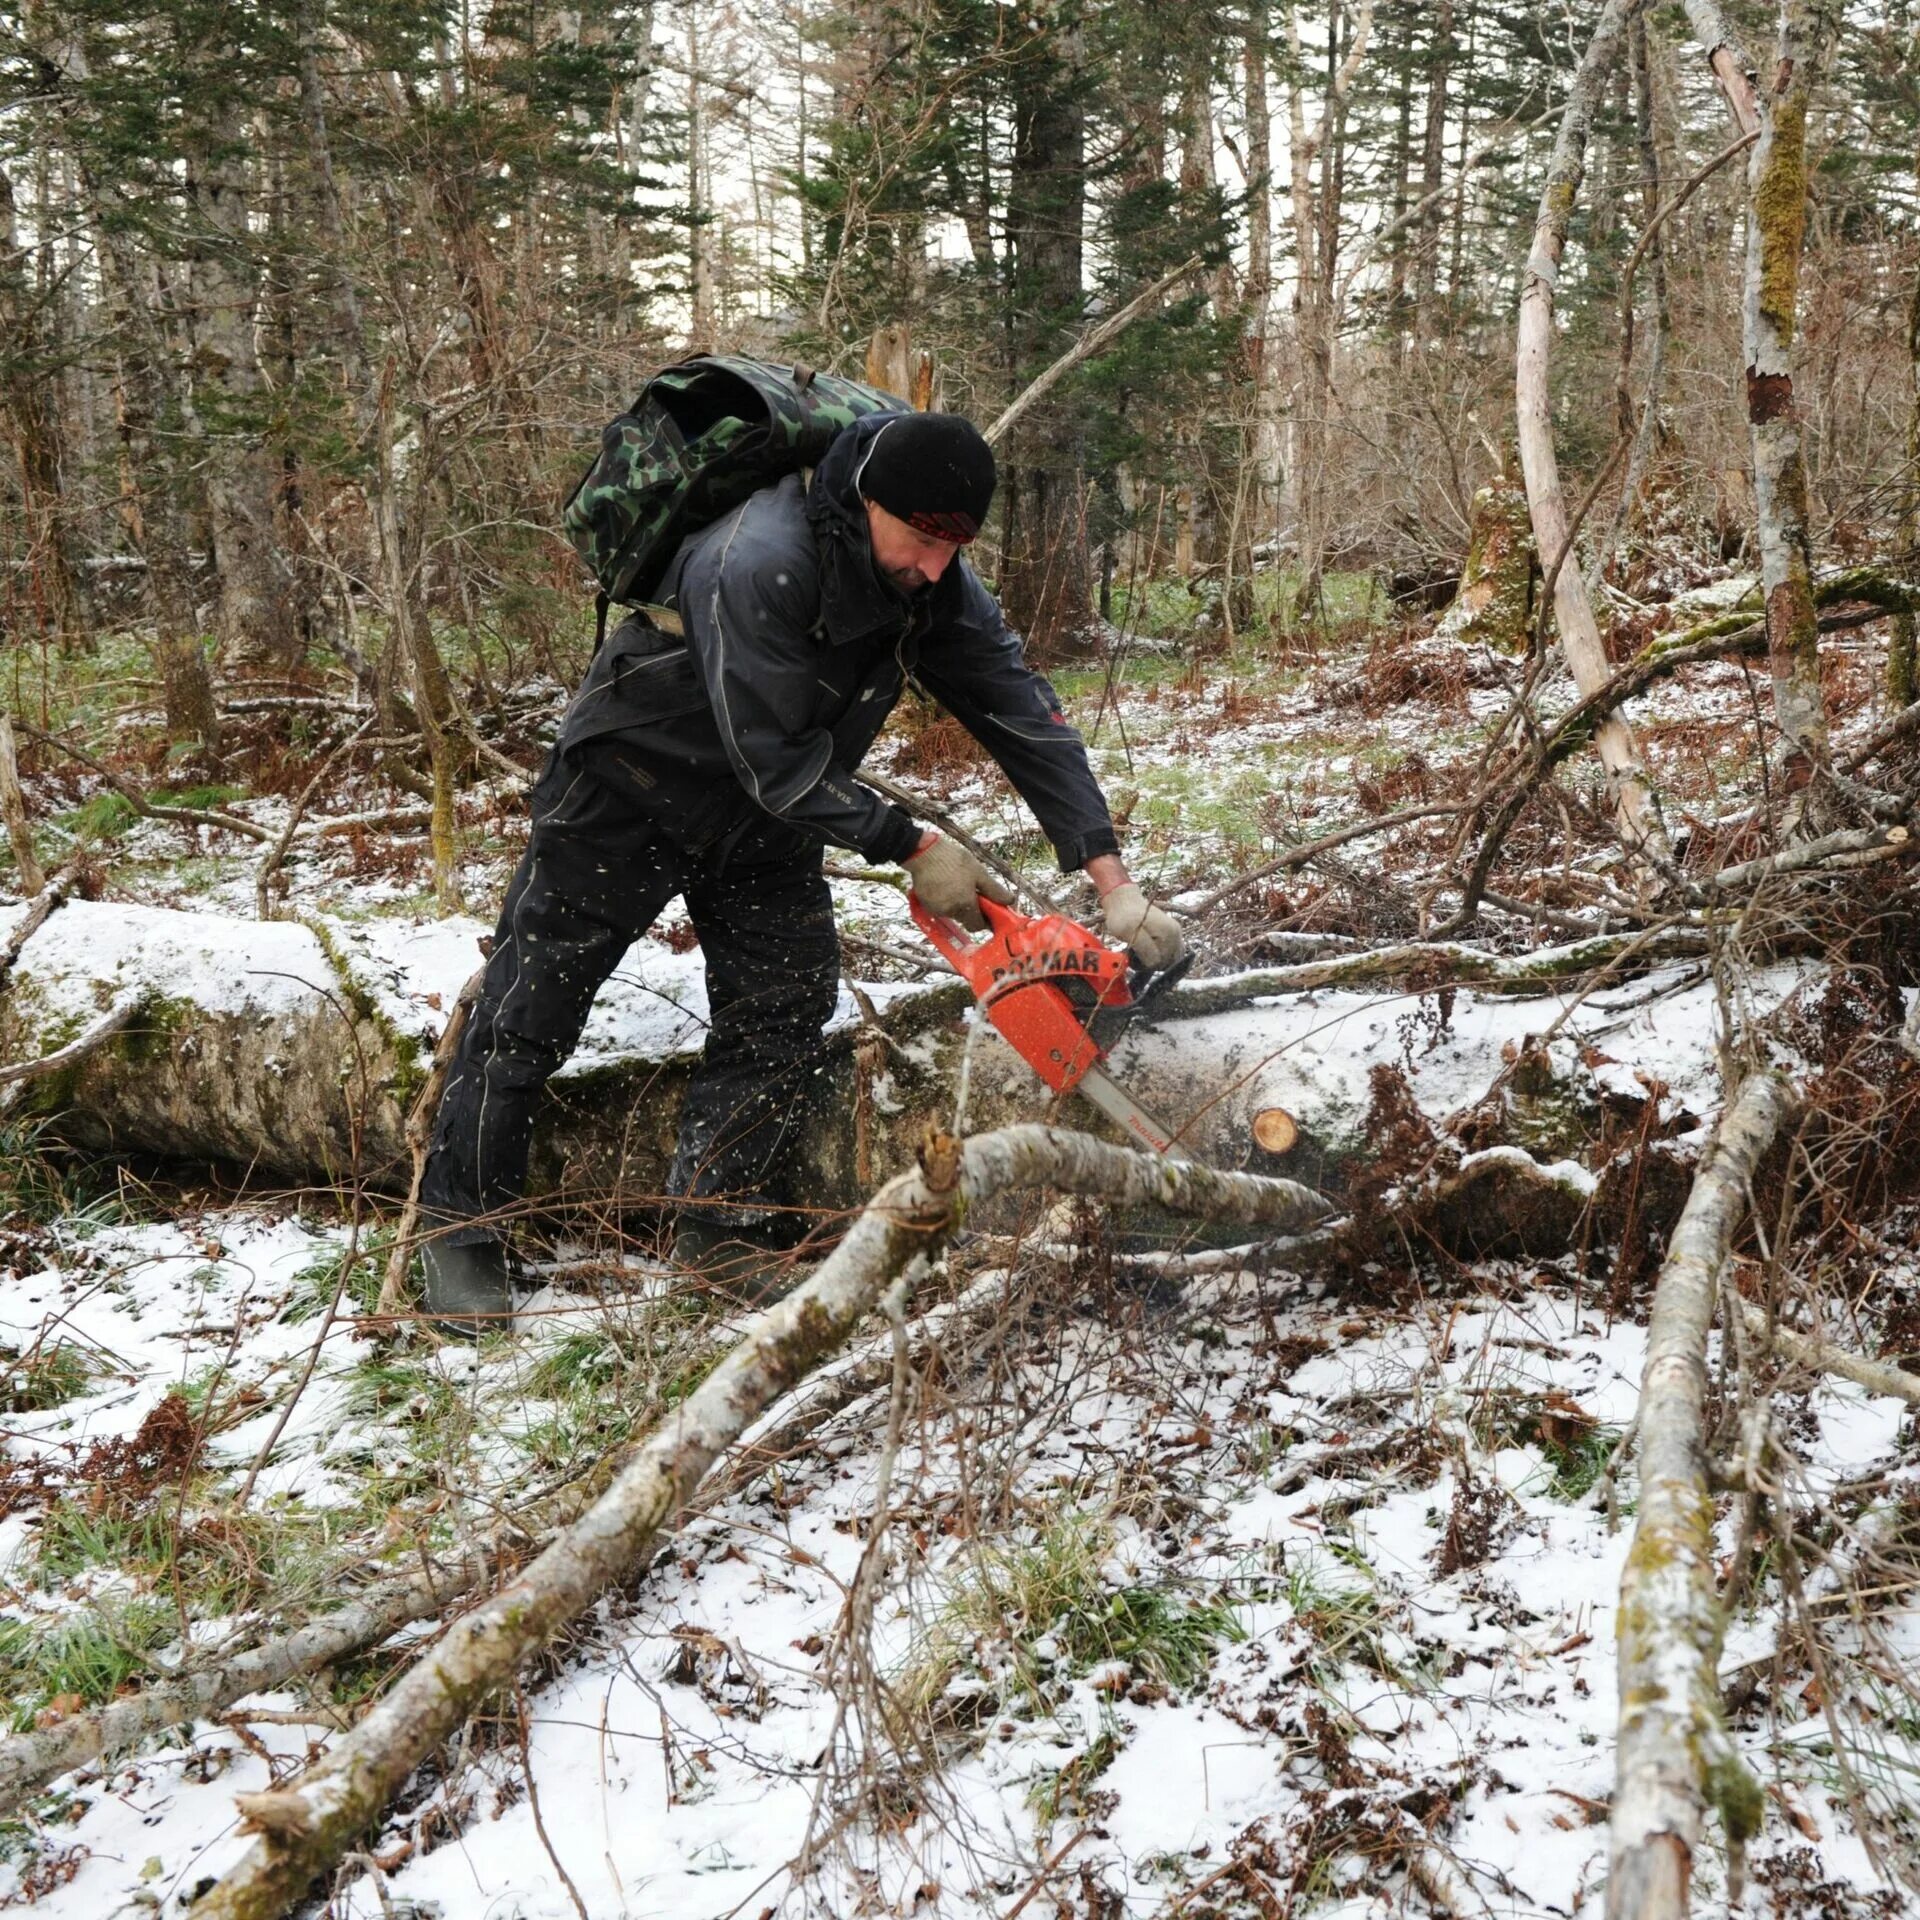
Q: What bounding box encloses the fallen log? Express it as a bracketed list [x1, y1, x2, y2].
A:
[1607, 1071, 1789, 1920]
[194, 1127, 1331, 1920]
[0, 898, 1728, 1207]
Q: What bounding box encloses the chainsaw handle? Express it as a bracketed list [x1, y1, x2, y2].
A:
[907, 889, 1035, 973]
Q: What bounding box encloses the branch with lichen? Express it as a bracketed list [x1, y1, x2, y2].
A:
[1608, 1071, 1792, 1920]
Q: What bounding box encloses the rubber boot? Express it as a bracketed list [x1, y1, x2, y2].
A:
[671, 1214, 798, 1309]
[420, 1235, 516, 1340]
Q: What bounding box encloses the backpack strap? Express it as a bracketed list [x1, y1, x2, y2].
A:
[637, 602, 685, 637]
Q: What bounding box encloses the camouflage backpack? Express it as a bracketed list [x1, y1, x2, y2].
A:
[563, 354, 905, 646]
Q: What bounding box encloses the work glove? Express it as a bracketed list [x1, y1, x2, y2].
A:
[1099, 882, 1186, 971]
[904, 834, 1013, 932]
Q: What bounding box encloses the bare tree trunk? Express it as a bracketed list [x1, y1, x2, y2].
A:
[373, 374, 464, 915]
[84, 191, 221, 763]
[1594, 0, 1675, 582]
[1607, 1073, 1787, 1920]
[0, 162, 88, 654]
[0, 713, 45, 896]
[182, 131, 299, 672]
[1242, 12, 1283, 564]
[192, 1125, 1331, 1920]
[1283, 0, 1371, 625]
[1411, 0, 1453, 345]
[1893, 250, 1920, 708]
[998, 4, 1096, 662]
[1677, 0, 1835, 811]
[1515, 0, 1670, 865]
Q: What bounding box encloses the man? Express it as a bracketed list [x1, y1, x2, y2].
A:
[418, 408, 1183, 1331]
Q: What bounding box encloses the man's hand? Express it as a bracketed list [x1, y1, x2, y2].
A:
[1098, 881, 1186, 971]
[904, 833, 1013, 931]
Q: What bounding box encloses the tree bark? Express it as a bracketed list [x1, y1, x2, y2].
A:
[997, 4, 1095, 662]
[1607, 1072, 1787, 1920]
[0, 161, 88, 653]
[0, 713, 45, 896]
[1242, 11, 1283, 563]
[1411, 0, 1453, 346]
[193, 1126, 1330, 1920]
[182, 128, 299, 672]
[1676, 0, 1835, 810]
[1282, 0, 1371, 625]
[1515, 0, 1670, 867]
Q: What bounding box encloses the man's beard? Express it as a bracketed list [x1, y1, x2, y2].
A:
[879, 562, 931, 596]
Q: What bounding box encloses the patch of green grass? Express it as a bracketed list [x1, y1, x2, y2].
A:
[903, 1515, 1243, 1725]
[1537, 1423, 1623, 1504]
[1284, 1550, 1402, 1681]
[0, 1597, 179, 1728]
[280, 1239, 381, 1324]
[525, 1326, 625, 1399]
[0, 1342, 101, 1413]
[58, 790, 138, 841]
[1027, 1728, 1121, 1826]
[154, 783, 246, 810]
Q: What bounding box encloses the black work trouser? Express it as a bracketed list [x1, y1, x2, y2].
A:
[419, 748, 840, 1247]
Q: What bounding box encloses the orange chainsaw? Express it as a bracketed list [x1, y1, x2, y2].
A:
[909, 892, 1196, 1159]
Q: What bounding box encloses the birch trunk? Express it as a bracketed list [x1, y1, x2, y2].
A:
[1515, 0, 1669, 864]
[1739, 0, 1834, 799]
[1282, 0, 1372, 624]
[1607, 1071, 1789, 1920]
[194, 1127, 1331, 1920]
[1678, 0, 1835, 808]
[1241, 16, 1282, 558]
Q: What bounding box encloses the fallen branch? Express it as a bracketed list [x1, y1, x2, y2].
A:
[1162, 925, 1710, 1015]
[196, 1127, 1330, 1920]
[1443, 592, 1898, 931]
[0, 871, 68, 993]
[0, 995, 140, 1093]
[983, 257, 1202, 450]
[1733, 1298, 1920, 1408]
[1608, 1071, 1789, 1920]
[1188, 801, 1468, 918]
[18, 723, 272, 843]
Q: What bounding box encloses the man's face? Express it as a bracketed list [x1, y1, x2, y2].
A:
[864, 499, 964, 595]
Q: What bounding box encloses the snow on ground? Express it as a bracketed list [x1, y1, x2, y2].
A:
[2, 1235, 1912, 1919]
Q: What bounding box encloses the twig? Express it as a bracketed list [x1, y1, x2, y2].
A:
[1001, 1827, 1093, 1918]
[516, 1685, 590, 1920]
[1189, 801, 1467, 917]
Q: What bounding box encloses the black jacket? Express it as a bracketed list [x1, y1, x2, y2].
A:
[557, 413, 1120, 872]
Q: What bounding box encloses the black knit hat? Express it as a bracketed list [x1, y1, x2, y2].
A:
[856, 412, 996, 543]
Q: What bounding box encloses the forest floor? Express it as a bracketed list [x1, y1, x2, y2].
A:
[1, 569, 1918, 1917]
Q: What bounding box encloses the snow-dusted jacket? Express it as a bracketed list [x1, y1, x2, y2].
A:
[557, 412, 1120, 873]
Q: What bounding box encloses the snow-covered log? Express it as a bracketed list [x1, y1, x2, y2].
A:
[1607, 1071, 1791, 1920]
[0, 897, 1720, 1204]
[193, 1127, 1331, 1920]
